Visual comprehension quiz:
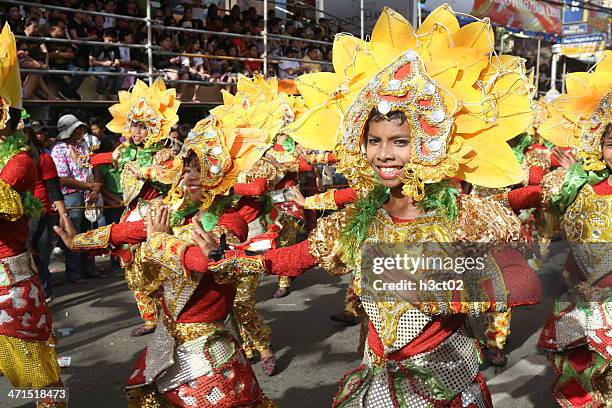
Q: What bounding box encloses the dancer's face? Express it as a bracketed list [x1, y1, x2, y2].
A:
[602, 124, 612, 172]
[364, 115, 412, 190]
[130, 122, 147, 146]
[183, 154, 203, 202]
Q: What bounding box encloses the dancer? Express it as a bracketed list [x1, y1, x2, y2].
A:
[185, 6, 542, 406]
[90, 78, 181, 336]
[534, 51, 611, 408]
[0, 23, 65, 407]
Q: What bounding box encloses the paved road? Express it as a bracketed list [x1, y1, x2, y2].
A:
[0, 243, 569, 407]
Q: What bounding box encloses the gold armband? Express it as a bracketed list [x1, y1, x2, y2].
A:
[208, 254, 268, 285]
[71, 225, 113, 250]
[304, 189, 337, 210]
[541, 168, 567, 209]
[142, 232, 190, 277]
[0, 179, 23, 221]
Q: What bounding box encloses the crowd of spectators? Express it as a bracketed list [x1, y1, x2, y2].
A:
[2, 1, 339, 101]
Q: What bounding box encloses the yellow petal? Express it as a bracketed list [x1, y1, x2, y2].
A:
[295, 72, 343, 108]
[452, 21, 494, 55]
[332, 35, 365, 77]
[284, 103, 340, 150]
[458, 137, 524, 187]
[371, 7, 416, 53]
[417, 4, 459, 37]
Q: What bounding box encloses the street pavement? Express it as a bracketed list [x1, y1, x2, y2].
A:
[0, 242, 569, 407]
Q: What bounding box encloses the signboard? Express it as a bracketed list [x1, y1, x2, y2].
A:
[559, 33, 607, 56]
[424, 0, 563, 34]
[561, 33, 605, 44]
[562, 1, 587, 24]
[562, 23, 588, 35]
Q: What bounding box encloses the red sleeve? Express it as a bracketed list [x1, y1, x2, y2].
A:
[298, 157, 314, 172]
[494, 247, 541, 307]
[217, 210, 248, 242]
[334, 188, 358, 206]
[90, 152, 113, 166]
[327, 153, 337, 163]
[110, 220, 147, 246]
[38, 153, 59, 181]
[528, 166, 545, 185]
[0, 152, 36, 192]
[233, 178, 267, 196]
[507, 185, 542, 211]
[183, 246, 209, 273]
[235, 196, 262, 224]
[263, 240, 317, 277]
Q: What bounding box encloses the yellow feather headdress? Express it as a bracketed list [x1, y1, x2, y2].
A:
[539, 51, 611, 171]
[106, 78, 180, 148]
[285, 4, 534, 199]
[0, 23, 23, 130]
[166, 75, 286, 210]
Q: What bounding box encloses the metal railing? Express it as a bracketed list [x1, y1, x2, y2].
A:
[4, 0, 335, 104]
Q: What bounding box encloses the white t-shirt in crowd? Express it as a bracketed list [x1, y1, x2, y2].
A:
[278, 60, 300, 79]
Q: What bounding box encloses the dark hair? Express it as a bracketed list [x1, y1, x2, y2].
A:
[23, 126, 43, 164]
[103, 28, 116, 38]
[89, 117, 104, 128]
[25, 17, 38, 27]
[363, 110, 409, 145]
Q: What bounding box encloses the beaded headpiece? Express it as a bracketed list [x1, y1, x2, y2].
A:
[539, 51, 611, 171]
[107, 78, 180, 148]
[286, 5, 534, 199]
[165, 75, 287, 210]
[0, 23, 22, 130]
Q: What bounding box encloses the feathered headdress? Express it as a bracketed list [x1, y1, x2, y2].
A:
[539, 51, 611, 171]
[0, 23, 23, 130]
[285, 4, 534, 199]
[165, 75, 286, 210]
[106, 78, 180, 148]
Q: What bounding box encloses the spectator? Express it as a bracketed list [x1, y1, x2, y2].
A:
[24, 123, 69, 302]
[89, 117, 117, 152]
[69, 12, 98, 68]
[3, 5, 24, 33]
[51, 114, 102, 284]
[154, 32, 189, 99]
[47, 20, 85, 100]
[178, 7, 202, 30]
[89, 14, 106, 40]
[118, 30, 147, 89]
[89, 28, 123, 100]
[302, 46, 323, 74]
[103, 0, 117, 29]
[277, 46, 309, 79]
[17, 18, 55, 100]
[244, 44, 262, 75]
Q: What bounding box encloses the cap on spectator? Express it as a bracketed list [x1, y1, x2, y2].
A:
[30, 120, 45, 132]
[57, 114, 86, 140]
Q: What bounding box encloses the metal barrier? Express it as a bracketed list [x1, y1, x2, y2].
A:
[4, 0, 336, 103]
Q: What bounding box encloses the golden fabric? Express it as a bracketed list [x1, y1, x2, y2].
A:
[524, 148, 552, 169]
[142, 232, 191, 278]
[0, 335, 61, 388]
[304, 189, 338, 210]
[485, 310, 512, 349]
[208, 255, 267, 285]
[233, 275, 272, 358]
[71, 225, 112, 250]
[563, 185, 611, 244]
[127, 385, 172, 408]
[162, 314, 223, 346]
[236, 158, 278, 186]
[0, 178, 23, 221]
[534, 208, 562, 239]
[307, 208, 352, 276]
[308, 195, 519, 346]
[133, 290, 158, 323]
[541, 168, 568, 209]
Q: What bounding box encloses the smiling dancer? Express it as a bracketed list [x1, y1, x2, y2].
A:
[180, 6, 543, 406]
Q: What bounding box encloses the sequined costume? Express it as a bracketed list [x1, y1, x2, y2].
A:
[124, 75, 283, 406]
[89, 79, 181, 330]
[0, 23, 64, 408]
[532, 52, 612, 408]
[206, 6, 541, 406]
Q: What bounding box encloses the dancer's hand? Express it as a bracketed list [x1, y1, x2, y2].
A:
[146, 206, 170, 237]
[552, 147, 576, 170]
[287, 186, 305, 207]
[191, 217, 218, 257]
[53, 217, 79, 249]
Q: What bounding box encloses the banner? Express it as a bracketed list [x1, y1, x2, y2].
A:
[424, 0, 563, 34]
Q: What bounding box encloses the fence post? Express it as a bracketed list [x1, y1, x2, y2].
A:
[263, 0, 268, 77]
[146, 0, 154, 85]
